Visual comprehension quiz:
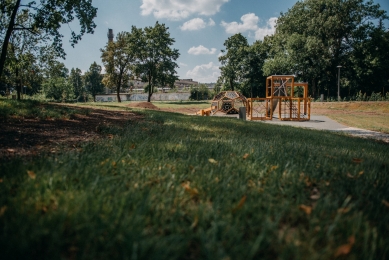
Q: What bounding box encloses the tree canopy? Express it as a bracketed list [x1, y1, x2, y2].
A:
[0, 0, 97, 78]
[133, 22, 180, 102]
[84, 61, 104, 102]
[264, 0, 389, 98]
[217, 0, 389, 99]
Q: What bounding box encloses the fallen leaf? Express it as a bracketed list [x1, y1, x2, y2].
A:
[334, 236, 355, 258]
[299, 204, 312, 215]
[242, 153, 249, 159]
[108, 134, 114, 139]
[112, 161, 116, 167]
[0, 206, 7, 217]
[0, 179, 3, 183]
[7, 149, 15, 153]
[382, 200, 389, 208]
[232, 195, 247, 213]
[337, 208, 350, 214]
[181, 182, 199, 196]
[352, 158, 363, 164]
[208, 158, 217, 164]
[190, 216, 199, 229]
[27, 170, 36, 179]
[358, 171, 364, 175]
[130, 144, 136, 149]
[347, 173, 355, 179]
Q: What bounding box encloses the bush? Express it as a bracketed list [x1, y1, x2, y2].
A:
[189, 84, 211, 100]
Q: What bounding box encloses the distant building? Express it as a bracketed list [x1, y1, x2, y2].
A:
[174, 79, 199, 89]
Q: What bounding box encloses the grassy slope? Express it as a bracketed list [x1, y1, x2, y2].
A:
[1, 102, 388, 259]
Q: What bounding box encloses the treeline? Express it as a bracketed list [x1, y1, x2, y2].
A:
[217, 0, 389, 100]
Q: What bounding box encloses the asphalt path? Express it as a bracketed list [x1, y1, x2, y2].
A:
[251, 115, 389, 143]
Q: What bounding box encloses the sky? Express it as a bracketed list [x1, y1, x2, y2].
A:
[59, 0, 389, 84]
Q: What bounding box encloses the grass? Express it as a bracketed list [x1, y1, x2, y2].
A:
[0, 99, 91, 120]
[311, 102, 389, 133]
[1, 101, 389, 259]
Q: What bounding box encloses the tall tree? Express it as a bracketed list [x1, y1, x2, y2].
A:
[2, 7, 47, 100]
[0, 0, 97, 78]
[266, 0, 388, 98]
[84, 61, 104, 101]
[69, 68, 83, 100]
[133, 22, 180, 102]
[101, 32, 135, 102]
[218, 33, 249, 91]
[241, 40, 269, 98]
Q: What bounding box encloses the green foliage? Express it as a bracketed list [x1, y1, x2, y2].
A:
[1, 107, 388, 259]
[43, 77, 74, 102]
[84, 62, 104, 101]
[143, 84, 157, 94]
[101, 32, 135, 102]
[266, 0, 389, 98]
[0, 0, 97, 78]
[69, 68, 84, 101]
[189, 84, 211, 100]
[131, 22, 180, 102]
[218, 33, 249, 91]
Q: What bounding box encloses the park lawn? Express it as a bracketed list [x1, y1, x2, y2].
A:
[311, 102, 389, 133]
[152, 100, 211, 109]
[1, 101, 388, 259]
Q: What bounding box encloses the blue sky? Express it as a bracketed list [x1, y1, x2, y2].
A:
[60, 0, 389, 83]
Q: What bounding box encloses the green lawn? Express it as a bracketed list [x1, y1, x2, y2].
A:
[1, 101, 388, 259]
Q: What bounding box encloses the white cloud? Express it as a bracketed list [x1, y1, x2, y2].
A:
[188, 45, 217, 55]
[179, 62, 188, 67]
[254, 17, 277, 40]
[140, 0, 229, 20]
[221, 13, 259, 34]
[180, 18, 207, 31]
[186, 62, 220, 83]
[221, 14, 277, 40]
[180, 18, 216, 31]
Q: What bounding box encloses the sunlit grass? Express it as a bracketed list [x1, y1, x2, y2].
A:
[1, 103, 388, 259]
[312, 101, 389, 133]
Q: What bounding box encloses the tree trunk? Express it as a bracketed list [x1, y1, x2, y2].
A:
[229, 78, 234, 91]
[15, 67, 21, 100]
[147, 72, 152, 102]
[116, 85, 121, 102]
[311, 78, 317, 99]
[0, 0, 21, 78]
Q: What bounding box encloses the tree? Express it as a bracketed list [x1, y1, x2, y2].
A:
[101, 32, 135, 102]
[133, 22, 180, 102]
[84, 62, 104, 101]
[241, 40, 269, 98]
[218, 33, 249, 91]
[266, 0, 388, 98]
[43, 76, 73, 101]
[1, 7, 47, 100]
[0, 0, 97, 78]
[69, 68, 84, 101]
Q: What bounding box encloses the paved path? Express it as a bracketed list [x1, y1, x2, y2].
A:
[254, 115, 389, 143]
[199, 112, 389, 143]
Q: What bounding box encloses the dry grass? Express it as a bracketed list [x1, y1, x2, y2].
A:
[311, 102, 389, 133]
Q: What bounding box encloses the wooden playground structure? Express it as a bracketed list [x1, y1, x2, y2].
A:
[198, 75, 311, 121]
[197, 91, 247, 116]
[247, 75, 310, 121]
